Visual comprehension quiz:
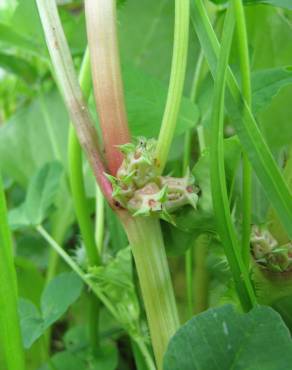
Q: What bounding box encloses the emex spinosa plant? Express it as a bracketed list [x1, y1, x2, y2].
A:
[1, 0, 292, 369]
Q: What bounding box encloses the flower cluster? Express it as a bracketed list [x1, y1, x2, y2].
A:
[106, 138, 199, 221]
[251, 225, 292, 272]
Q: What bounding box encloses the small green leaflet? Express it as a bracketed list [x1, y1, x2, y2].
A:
[9, 161, 63, 228]
[164, 305, 292, 370]
[19, 272, 83, 348]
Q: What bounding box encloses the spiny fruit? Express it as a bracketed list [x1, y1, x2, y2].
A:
[106, 137, 199, 222]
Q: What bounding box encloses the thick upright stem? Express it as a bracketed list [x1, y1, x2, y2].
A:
[0, 174, 26, 370]
[36, 0, 112, 202]
[121, 216, 179, 370]
[233, 0, 252, 268]
[156, 0, 190, 173]
[85, 0, 130, 175]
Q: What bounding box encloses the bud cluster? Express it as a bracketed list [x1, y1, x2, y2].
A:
[251, 225, 292, 272]
[106, 138, 199, 221]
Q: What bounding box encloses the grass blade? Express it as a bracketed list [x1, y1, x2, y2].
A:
[209, 2, 256, 311]
[0, 173, 26, 370]
[192, 0, 292, 239]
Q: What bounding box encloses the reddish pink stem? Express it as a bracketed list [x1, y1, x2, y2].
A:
[85, 0, 131, 175]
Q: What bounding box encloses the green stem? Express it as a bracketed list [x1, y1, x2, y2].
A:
[0, 173, 26, 370]
[68, 48, 101, 351]
[121, 216, 179, 370]
[95, 185, 104, 254]
[68, 48, 100, 267]
[184, 49, 205, 317]
[133, 338, 156, 370]
[185, 246, 194, 317]
[233, 0, 252, 268]
[156, 0, 190, 173]
[209, 2, 256, 311]
[194, 234, 210, 314]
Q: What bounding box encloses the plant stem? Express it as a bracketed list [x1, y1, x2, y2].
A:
[68, 48, 101, 351]
[36, 0, 112, 202]
[95, 185, 105, 254]
[68, 48, 100, 267]
[133, 338, 156, 370]
[156, 0, 190, 173]
[121, 216, 179, 370]
[209, 2, 256, 311]
[0, 173, 26, 370]
[194, 234, 210, 314]
[184, 49, 205, 317]
[84, 0, 130, 175]
[233, 0, 252, 268]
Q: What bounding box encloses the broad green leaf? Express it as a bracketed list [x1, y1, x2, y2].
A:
[0, 52, 38, 84]
[0, 89, 69, 186]
[123, 64, 200, 138]
[0, 23, 40, 55]
[25, 161, 63, 225]
[164, 305, 292, 370]
[18, 298, 43, 349]
[19, 272, 83, 348]
[252, 66, 292, 114]
[119, 0, 198, 90]
[244, 0, 292, 9]
[192, 0, 292, 239]
[15, 257, 44, 305]
[41, 272, 83, 327]
[9, 162, 64, 228]
[208, 0, 292, 9]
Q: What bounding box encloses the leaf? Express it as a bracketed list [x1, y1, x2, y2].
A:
[252, 66, 292, 113]
[192, 0, 292, 239]
[40, 351, 85, 370]
[9, 161, 63, 228]
[244, 0, 292, 9]
[41, 272, 83, 327]
[208, 0, 292, 9]
[18, 298, 43, 349]
[0, 89, 69, 186]
[123, 63, 199, 138]
[89, 247, 141, 336]
[40, 342, 118, 370]
[0, 52, 38, 84]
[26, 161, 63, 225]
[19, 272, 83, 348]
[164, 305, 292, 370]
